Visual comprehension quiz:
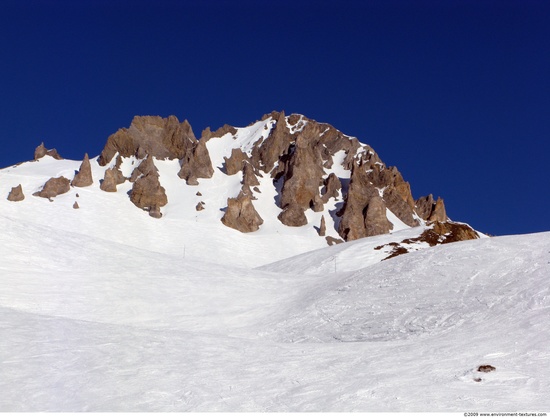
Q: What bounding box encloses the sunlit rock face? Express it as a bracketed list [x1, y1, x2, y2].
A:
[33, 176, 70, 199]
[71, 153, 93, 187]
[7, 184, 25, 202]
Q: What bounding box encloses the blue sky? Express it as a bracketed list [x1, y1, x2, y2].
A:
[1, 0, 549, 236]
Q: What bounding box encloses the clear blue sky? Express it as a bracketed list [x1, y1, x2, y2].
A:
[1, 0, 549, 236]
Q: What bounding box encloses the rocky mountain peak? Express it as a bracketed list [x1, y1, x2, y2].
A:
[5, 111, 479, 260]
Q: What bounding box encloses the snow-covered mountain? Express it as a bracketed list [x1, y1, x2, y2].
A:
[1, 113, 548, 411]
[0, 112, 480, 266]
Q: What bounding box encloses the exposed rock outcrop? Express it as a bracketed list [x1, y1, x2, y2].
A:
[428, 221, 478, 243]
[326, 236, 344, 246]
[21, 111, 474, 250]
[221, 191, 264, 232]
[365, 196, 393, 237]
[251, 111, 293, 175]
[129, 171, 168, 218]
[34, 143, 62, 160]
[129, 155, 158, 182]
[241, 161, 260, 194]
[73, 201, 79, 209]
[363, 164, 417, 228]
[224, 148, 250, 175]
[415, 194, 447, 222]
[98, 115, 214, 186]
[428, 198, 447, 222]
[278, 123, 325, 226]
[7, 184, 25, 202]
[338, 161, 381, 241]
[205, 124, 238, 141]
[100, 168, 118, 192]
[33, 176, 70, 199]
[203, 111, 457, 243]
[177, 137, 214, 185]
[415, 194, 435, 220]
[98, 116, 196, 164]
[71, 153, 94, 187]
[318, 215, 326, 236]
[321, 173, 342, 203]
[338, 160, 420, 240]
[376, 221, 479, 260]
[278, 203, 308, 227]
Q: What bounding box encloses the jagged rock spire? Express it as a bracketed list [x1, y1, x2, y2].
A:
[71, 153, 93, 187]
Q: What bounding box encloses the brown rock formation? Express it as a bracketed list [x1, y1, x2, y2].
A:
[383, 187, 417, 227]
[196, 201, 205, 211]
[376, 220, 479, 261]
[97, 116, 214, 186]
[338, 161, 380, 240]
[177, 137, 214, 185]
[278, 123, 325, 226]
[33, 176, 70, 199]
[221, 191, 264, 232]
[209, 124, 238, 139]
[429, 221, 477, 242]
[242, 161, 260, 191]
[98, 129, 134, 165]
[114, 167, 126, 185]
[364, 165, 417, 228]
[428, 197, 447, 222]
[338, 159, 422, 240]
[73, 111, 468, 245]
[321, 173, 342, 203]
[326, 236, 344, 246]
[364, 196, 393, 237]
[311, 195, 324, 212]
[318, 215, 326, 236]
[100, 168, 118, 192]
[251, 111, 293, 175]
[415, 194, 448, 223]
[415, 194, 435, 220]
[71, 153, 94, 187]
[98, 115, 198, 165]
[73, 201, 79, 209]
[129, 155, 158, 182]
[7, 184, 25, 202]
[224, 148, 250, 175]
[129, 171, 168, 218]
[277, 203, 308, 227]
[34, 143, 62, 160]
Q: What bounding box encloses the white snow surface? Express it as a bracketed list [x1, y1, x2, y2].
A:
[1, 153, 550, 411]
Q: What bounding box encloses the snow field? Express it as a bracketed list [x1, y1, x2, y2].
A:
[1, 205, 549, 411]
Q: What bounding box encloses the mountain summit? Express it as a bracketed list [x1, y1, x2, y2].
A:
[1, 111, 479, 262]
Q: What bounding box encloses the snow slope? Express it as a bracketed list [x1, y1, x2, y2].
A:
[1, 200, 549, 411]
[0, 155, 330, 268]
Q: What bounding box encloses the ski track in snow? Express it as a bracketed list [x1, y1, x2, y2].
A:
[1, 152, 550, 411]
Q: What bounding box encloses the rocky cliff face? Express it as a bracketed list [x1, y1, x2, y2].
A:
[98, 115, 214, 185]
[92, 111, 475, 246]
[195, 110, 458, 243]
